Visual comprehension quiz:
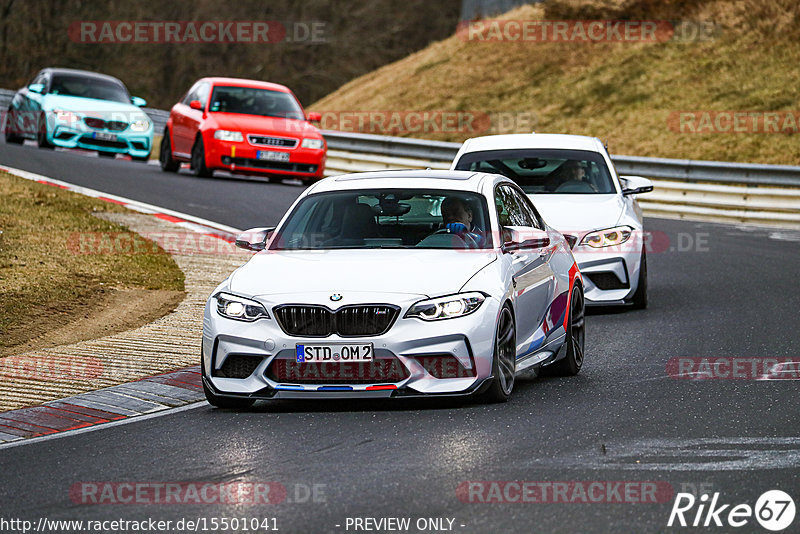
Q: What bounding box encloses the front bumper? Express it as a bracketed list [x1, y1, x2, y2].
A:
[49, 120, 153, 157]
[571, 241, 643, 305]
[206, 139, 326, 180]
[202, 292, 500, 399]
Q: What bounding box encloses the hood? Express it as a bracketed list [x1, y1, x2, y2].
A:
[229, 249, 498, 298]
[208, 113, 321, 138]
[528, 194, 624, 233]
[43, 94, 144, 118]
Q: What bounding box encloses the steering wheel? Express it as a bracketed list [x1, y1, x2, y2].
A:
[555, 180, 598, 193]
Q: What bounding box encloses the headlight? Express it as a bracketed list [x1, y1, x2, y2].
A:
[213, 130, 244, 142]
[581, 226, 633, 248]
[54, 109, 79, 123]
[215, 293, 269, 322]
[406, 292, 485, 321]
[130, 119, 150, 132]
[301, 138, 324, 149]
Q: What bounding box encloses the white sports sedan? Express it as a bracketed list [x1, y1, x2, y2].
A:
[202, 170, 585, 408]
[452, 134, 653, 308]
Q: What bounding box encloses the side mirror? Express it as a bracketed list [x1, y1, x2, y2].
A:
[27, 83, 44, 94]
[189, 100, 203, 110]
[307, 111, 321, 122]
[502, 226, 550, 252]
[131, 96, 147, 107]
[235, 227, 275, 252]
[620, 175, 654, 196]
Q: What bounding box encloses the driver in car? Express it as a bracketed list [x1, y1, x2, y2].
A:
[441, 196, 485, 247]
[546, 160, 597, 192]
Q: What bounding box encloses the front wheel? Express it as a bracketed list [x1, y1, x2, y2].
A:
[480, 305, 516, 403]
[132, 154, 150, 162]
[191, 136, 212, 177]
[159, 130, 179, 172]
[629, 248, 648, 309]
[543, 285, 585, 376]
[37, 114, 54, 149]
[97, 151, 116, 159]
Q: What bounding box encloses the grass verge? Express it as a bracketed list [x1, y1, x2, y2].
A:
[312, 0, 800, 164]
[0, 170, 185, 355]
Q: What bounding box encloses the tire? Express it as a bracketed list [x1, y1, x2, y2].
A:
[480, 304, 516, 403]
[97, 151, 116, 158]
[159, 130, 179, 172]
[36, 114, 54, 149]
[191, 135, 212, 177]
[543, 285, 585, 377]
[132, 154, 151, 162]
[629, 247, 648, 309]
[202, 376, 255, 409]
[4, 109, 23, 144]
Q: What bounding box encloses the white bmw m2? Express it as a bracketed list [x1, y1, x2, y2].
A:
[202, 170, 585, 408]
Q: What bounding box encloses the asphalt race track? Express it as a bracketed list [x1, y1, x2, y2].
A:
[1, 141, 799, 533]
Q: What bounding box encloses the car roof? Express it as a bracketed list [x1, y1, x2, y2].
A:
[199, 77, 292, 93]
[310, 170, 498, 194]
[42, 68, 125, 85]
[460, 133, 605, 154]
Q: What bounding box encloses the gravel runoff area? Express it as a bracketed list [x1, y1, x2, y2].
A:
[0, 212, 249, 412]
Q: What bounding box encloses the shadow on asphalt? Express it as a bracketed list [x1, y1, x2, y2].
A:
[586, 304, 637, 316]
[201, 379, 557, 414]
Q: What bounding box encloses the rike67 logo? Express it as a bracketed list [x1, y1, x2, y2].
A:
[668, 490, 795, 531]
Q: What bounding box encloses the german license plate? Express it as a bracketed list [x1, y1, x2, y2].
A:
[295, 343, 373, 363]
[257, 150, 289, 162]
[93, 131, 117, 142]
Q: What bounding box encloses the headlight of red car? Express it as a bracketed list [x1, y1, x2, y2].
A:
[213, 130, 244, 142]
[301, 138, 324, 149]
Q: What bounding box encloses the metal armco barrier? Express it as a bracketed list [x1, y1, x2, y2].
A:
[2, 88, 798, 227]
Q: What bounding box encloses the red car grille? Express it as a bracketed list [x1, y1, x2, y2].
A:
[247, 135, 297, 148]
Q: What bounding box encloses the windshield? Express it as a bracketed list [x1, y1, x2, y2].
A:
[455, 148, 617, 194]
[209, 86, 304, 119]
[271, 189, 494, 250]
[49, 75, 131, 103]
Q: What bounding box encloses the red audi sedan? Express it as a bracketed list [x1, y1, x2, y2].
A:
[160, 77, 326, 182]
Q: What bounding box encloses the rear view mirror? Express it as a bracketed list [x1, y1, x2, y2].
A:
[518, 157, 548, 169]
[131, 96, 147, 107]
[307, 112, 322, 122]
[620, 175, 654, 196]
[27, 83, 44, 94]
[502, 226, 550, 252]
[235, 227, 275, 251]
[189, 100, 203, 110]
